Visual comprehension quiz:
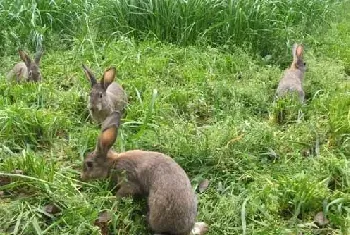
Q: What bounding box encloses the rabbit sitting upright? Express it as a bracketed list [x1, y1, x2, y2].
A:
[82, 65, 128, 124]
[276, 43, 306, 103]
[7, 49, 43, 83]
[80, 112, 208, 235]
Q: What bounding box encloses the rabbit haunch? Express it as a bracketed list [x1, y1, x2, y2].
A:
[81, 112, 208, 235]
[7, 49, 43, 83]
[276, 43, 306, 103]
[82, 65, 128, 124]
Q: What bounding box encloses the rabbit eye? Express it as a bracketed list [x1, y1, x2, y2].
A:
[303, 62, 306, 66]
[99, 92, 103, 98]
[86, 161, 93, 168]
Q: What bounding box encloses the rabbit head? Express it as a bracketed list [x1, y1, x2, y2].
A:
[290, 43, 306, 73]
[82, 65, 116, 113]
[81, 111, 121, 181]
[19, 49, 43, 82]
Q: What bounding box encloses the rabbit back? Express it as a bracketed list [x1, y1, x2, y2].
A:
[147, 158, 197, 234]
[276, 43, 306, 102]
[106, 82, 128, 115]
[276, 69, 305, 102]
[7, 62, 28, 82]
[115, 150, 197, 235]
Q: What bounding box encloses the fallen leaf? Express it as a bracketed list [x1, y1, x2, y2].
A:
[0, 175, 11, 186]
[314, 211, 329, 227]
[0, 170, 24, 186]
[43, 204, 61, 215]
[96, 211, 112, 223]
[198, 179, 210, 193]
[94, 210, 112, 235]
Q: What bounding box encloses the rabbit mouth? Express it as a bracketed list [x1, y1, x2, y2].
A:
[89, 104, 103, 112]
[95, 103, 103, 111]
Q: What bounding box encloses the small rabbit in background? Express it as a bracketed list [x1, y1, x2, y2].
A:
[276, 43, 306, 103]
[82, 65, 128, 124]
[7, 49, 43, 83]
[81, 112, 208, 235]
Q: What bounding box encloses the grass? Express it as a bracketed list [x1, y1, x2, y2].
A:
[0, 0, 340, 64]
[0, 0, 350, 235]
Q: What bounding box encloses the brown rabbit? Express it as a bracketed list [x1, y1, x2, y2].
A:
[276, 43, 306, 103]
[81, 112, 208, 235]
[6, 49, 43, 83]
[82, 65, 128, 124]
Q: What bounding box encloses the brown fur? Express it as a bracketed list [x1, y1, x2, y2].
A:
[7, 49, 43, 82]
[276, 43, 306, 103]
[81, 113, 208, 235]
[82, 64, 128, 124]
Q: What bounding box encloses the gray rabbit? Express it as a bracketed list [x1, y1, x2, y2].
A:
[82, 65, 128, 124]
[7, 49, 43, 83]
[81, 112, 208, 235]
[276, 43, 306, 103]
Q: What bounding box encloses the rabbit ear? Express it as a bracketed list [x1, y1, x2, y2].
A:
[97, 111, 121, 156]
[101, 67, 116, 90]
[34, 51, 43, 65]
[292, 43, 303, 60]
[82, 64, 97, 86]
[295, 45, 304, 58]
[18, 50, 31, 67]
[97, 125, 117, 157]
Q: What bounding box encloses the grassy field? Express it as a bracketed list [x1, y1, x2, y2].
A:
[0, 0, 350, 234]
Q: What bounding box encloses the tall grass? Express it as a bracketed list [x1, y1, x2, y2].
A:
[0, 0, 339, 63]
